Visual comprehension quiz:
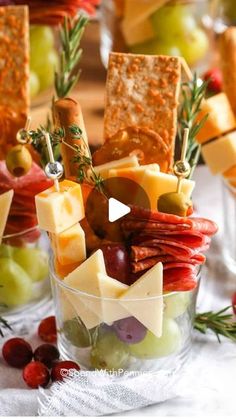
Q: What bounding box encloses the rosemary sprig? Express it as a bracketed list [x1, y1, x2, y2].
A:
[69, 125, 104, 191]
[55, 15, 88, 99]
[194, 306, 236, 343]
[0, 303, 12, 338]
[178, 73, 208, 178]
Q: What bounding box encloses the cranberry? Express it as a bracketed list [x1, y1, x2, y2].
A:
[203, 68, 222, 94]
[38, 316, 57, 343]
[2, 338, 33, 368]
[23, 361, 50, 389]
[51, 360, 80, 382]
[34, 344, 60, 368]
[232, 292, 236, 315]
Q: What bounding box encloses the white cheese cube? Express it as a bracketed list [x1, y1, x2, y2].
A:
[202, 132, 236, 174]
[51, 223, 86, 266]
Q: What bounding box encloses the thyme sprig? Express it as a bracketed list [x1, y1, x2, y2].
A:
[69, 125, 104, 191]
[55, 15, 88, 98]
[178, 73, 208, 178]
[194, 306, 236, 343]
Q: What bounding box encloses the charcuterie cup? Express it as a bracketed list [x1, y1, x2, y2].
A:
[50, 261, 200, 373]
[0, 226, 51, 325]
[222, 179, 236, 274]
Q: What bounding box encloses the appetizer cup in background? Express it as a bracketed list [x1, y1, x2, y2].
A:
[51, 262, 199, 372]
[100, 0, 212, 72]
[0, 227, 51, 325]
[222, 179, 236, 274]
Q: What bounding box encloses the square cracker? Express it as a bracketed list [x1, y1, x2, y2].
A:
[104, 52, 181, 164]
[0, 5, 29, 156]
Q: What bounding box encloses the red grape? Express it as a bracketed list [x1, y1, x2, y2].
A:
[2, 338, 33, 368]
[23, 361, 50, 389]
[51, 360, 80, 382]
[34, 344, 60, 368]
[232, 292, 236, 315]
[101, 244, 131, 284]
[113, 317, 147, 344]
[38, 316, 57, 343]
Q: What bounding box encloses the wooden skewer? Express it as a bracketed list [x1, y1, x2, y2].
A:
[25, 116, 31, 131]
[45, 132, 60, 192]
[176, 128, 190, 194]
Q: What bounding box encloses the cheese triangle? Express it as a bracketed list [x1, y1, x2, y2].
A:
[97, 273, 130, 323]
[124, 0, 167, 28]
[63, 250, 107, 329]
[0, 190, 14, 243]
[119, 262, 163, 337]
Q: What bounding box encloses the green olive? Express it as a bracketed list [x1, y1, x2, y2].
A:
[6, 145, 32, 177]
[157, 192, 192, 217]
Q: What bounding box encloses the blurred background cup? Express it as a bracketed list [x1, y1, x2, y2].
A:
[100, 0, 214, 72]
[0, 226, 51, 326]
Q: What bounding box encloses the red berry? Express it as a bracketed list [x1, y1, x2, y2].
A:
[51, 360, 80, 382]
[38, 316, 57, 343]
[2, 338, 33, 368]
[34, 344, 60, 368]
[203, 68, 222, 93]
[23, 361, 50, 389]
[232, 292, 236, 315]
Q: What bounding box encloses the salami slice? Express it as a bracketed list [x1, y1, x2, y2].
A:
[131, 246, 166, 262]
[164, 278, 197, 292]
[190, 218, 218, 236]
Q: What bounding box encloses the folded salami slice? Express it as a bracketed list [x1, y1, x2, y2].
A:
[131, 246, 166, 262]
[190, 218, 218, 236]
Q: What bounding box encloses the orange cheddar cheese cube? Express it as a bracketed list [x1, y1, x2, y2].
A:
[51, 223, 86, 266]
[223, 165, 236, 180]
[35, 180, 84, 234]
[196, 93, 236, 144]
[54, 258, 81, 279]
[202, 132, 236, 175]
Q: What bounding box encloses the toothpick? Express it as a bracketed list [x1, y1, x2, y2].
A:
[45, 132, 60, 192]
[25, 116, 31, 131]
[176, 128, 190, 194]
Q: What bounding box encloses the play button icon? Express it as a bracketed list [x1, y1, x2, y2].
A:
[85, 176, 151, 242]
[108, 198, 131, 222]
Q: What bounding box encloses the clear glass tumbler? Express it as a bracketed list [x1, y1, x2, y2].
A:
[0, 226, 51, 325]
[51, 262, 199, 374]
[222, 179, 236, 274]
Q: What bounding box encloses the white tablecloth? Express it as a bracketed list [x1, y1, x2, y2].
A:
[0, 166, 236, 416]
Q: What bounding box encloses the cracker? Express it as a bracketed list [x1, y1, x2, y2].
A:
[0, 5, 29, 154]
[104, 52, 181, 168]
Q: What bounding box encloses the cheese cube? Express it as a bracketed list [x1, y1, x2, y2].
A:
[121, 17, 154, 46]
[97, 273, 129, 323]
[35, 180, 84, 234]
[90, 155, 139, 180]
[140, 171, 195, 211]
[196, 93, 236, 144]
[54, 258, 81, 278]
[124, 0, 166, 28]
[119, 262, 163, 337]
[108, 163, 160, 184]
[223, 164, 236, 180]
[0, 190, 13, 243]
[51, 223, 86, 266]
[202, 132, 236, 175]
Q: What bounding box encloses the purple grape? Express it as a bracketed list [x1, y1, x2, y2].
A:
[113, 317, 147, 344]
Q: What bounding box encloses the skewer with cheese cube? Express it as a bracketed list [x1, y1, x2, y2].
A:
[50, 223, 86, 266]
[196, 93, 236, 145]
[201, 132, 236, 175]
[139, 171, 195, 211]
[35, 180, 84, 234]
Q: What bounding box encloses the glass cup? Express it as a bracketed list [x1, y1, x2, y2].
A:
[100, 0, 213, 72]
[0, 226, 51, 326]
[222, 179, 236, 274]
[51, 262, 199, 373]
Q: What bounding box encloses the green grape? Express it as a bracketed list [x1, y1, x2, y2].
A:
[129, 318, 182, 359]
[178, 28, 209, 65]
[0, 244, 14, 258]
[0, 258, 32, 307]
[30, 71, 40, 98]
[30, 25, 54, 55]
[90, 331, 130, 371]
[150, 5, 197, 40]
[35, 50, 59, 92]
[63, 318, 92, 348]
[164, 292, 191, 319]
[131, 38, 181, 57]
[12, 247, 48, 282]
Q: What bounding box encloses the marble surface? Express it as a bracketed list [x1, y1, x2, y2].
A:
[0, 166, 236, 416]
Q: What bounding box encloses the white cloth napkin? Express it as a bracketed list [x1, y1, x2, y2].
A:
[0, 167, 236, 416]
